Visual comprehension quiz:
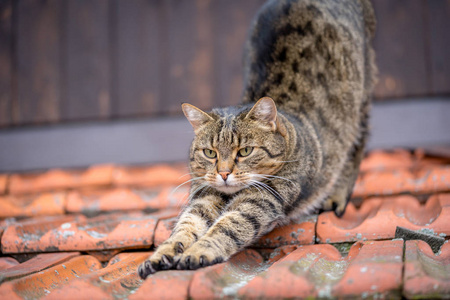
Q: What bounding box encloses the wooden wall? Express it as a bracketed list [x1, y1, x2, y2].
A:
[0, 0, 449, 128]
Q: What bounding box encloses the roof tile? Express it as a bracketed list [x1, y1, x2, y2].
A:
[0, 252, 80, 283]
[0, 257, 19, 271]
[189, 249, 264, 299]
[0, 193, 66, 218]
[0, 255, 102, 300]
[112, 164, 188, 187]
[354, 165, 450, 197]
[86, 250, 122, 263]
[262, 245, 298, 265]
[1, 214, 84, 253]
[1, 210, 179, 253]
[254, 215, 316, 248]
[0, 175, 8, 195]
[9, 165, 114, 195]
[45, 252, 150, 300]
[130, 270, 195, 300]
[154, 217, 177, 247]
[317, 194, 450, 243]
[0, 218, 15, 240]
[66, 186, 188, 214]
[360, 149, 415, 172]
[403, 240, 450, 298]
[238, 240, 403, 298]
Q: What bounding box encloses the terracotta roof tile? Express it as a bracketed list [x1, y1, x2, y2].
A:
[0, 193, 66, 218]
[1, 214, 84, 253]
[0, 257, 19, 271]
[189, 249, 264, 299]
[154, 217, 177, 247]
[86, 250, 122, 263]
[403, 240, 450, 298]
[112, 164, 188, 187]
[66, 186, 188, 215]
[360, 148, 450, 172]
[0, 218, 15, 240]
[317, 194, 450, 243]
[9, 165, 114, 195]
[254, 215, 317, 248]
[360, 149, 416, 172]
[0, 175, 8, 195]
[354, 165, 450, 198]
[130, 270, 194, 300]
[263, 245, 298, 264]
[44, 252, 149, 300]
[0, 252, 80, 283]
[1, 210, 179, 253]
[0, 255, 102, 300]
[238, 240, 403, 298]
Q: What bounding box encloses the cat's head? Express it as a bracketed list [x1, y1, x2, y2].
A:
[182, 97, 288, 194]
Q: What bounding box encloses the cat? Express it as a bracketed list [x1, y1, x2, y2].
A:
[139, 0, 376, 278]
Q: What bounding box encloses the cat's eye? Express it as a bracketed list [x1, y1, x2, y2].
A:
[203, 149, 217, 159]
[238, 146, 253, 157]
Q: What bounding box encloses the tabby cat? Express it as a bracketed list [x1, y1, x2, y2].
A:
[139, 0, 376, 278]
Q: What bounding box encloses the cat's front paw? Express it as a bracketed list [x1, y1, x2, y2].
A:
[176, 242, 225, 270]
[138, 241, 185, 279]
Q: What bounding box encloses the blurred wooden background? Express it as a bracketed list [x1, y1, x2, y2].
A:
[0, 0, 449, 128]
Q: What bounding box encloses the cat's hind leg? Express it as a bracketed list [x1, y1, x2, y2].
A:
[322, 134, 366, 217]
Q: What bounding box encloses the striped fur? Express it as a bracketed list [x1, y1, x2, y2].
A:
[139, 0, 376, 278]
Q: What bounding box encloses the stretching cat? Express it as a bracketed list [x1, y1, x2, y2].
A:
[139, 0, 376, 278]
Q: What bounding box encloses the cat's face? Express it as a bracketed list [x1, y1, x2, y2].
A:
[183, 97, 288, 194]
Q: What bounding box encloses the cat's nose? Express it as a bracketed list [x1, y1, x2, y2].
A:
[219, 171, 230, 181]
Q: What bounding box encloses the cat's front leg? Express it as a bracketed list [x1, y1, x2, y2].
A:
[138, 195, 221, 279]
[176, 198, 279, 270]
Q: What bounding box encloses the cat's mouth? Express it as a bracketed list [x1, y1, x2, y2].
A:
[214, 184, 244, 194]
[211, 173, 246, 194]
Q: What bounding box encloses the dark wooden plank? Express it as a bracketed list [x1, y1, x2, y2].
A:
[0, 0, 12, 127]
[14, 0, 62, 124]
[163, 0, 214, 114]
[427, 0, 450, 95]
[372, 0, 429, 99]
[115, 0, 161, 117]
[211, 0, 264, 108]
[63, 0, 110, 120]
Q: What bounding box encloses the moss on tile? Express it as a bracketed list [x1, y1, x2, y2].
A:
[332, 242, 354, 257]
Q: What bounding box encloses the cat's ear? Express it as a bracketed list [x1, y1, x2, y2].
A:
[246, 97, 287, 136]
[182, 103, 214, 133]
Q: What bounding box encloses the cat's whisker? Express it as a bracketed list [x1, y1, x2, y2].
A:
[252, 174, 296, 185]
[249, 179, 288, 205]
[248, 182, 265, 200]
[176, 182, 208, 208]
[169, 176, 206, 200]
[178, 171, 206, 179]
[189, 183, 209, 200]
[273, 159, 301, 163]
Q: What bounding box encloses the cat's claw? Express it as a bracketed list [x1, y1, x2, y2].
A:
[138, 260, 156, 279]
[138, 255, 175, 279]
[175, 245, 224, 270]
[138, 241, 188, 279]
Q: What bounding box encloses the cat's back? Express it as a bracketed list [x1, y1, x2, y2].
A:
[242, 0, 377, 119]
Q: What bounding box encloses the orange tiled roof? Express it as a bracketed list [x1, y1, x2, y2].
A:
[0, 149, 449, 299]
